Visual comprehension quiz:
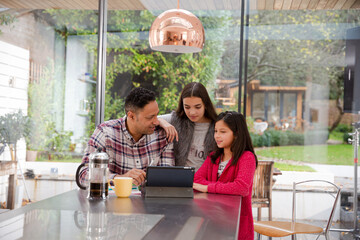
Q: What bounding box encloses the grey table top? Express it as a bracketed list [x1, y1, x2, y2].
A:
[0, 189, 241, 240]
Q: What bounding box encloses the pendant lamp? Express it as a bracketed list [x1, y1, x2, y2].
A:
[149, 0, 205, 53]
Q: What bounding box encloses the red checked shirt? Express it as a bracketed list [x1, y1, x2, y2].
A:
[79, 117, 174, 183]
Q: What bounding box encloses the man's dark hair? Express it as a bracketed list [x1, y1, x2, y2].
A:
[125, 87, 156, 113]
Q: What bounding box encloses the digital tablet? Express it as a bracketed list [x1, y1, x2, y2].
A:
[146, 166, 195, 187]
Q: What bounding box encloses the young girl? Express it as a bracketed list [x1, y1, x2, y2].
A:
[158, 82, 217, 171]
[193, 111, 258, 240]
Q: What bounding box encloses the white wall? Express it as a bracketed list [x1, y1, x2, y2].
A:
[0, 40, 29, 204]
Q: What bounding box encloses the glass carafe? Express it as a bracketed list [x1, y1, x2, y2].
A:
[88, 149, 109, 199]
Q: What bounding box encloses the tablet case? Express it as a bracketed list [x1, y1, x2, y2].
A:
[143, 166, 195, 198]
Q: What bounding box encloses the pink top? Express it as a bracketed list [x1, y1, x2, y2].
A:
[194, 151, 256, 240]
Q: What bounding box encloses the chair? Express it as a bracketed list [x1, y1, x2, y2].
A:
[254, 180, 341, 240]
[252, 160, 274, 221]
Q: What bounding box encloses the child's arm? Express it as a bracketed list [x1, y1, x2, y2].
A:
[193, 156, 213, 185]
[158, 114, 178, 142]
[207, 152, 256, 196]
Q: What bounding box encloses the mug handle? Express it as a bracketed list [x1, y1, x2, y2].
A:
[75, 163, 87, 190]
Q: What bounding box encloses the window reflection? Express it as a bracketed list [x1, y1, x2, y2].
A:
[247, 8, 360, 171]
[0, 9, 97, 163]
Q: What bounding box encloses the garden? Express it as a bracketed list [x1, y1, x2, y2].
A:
[1, 9, 357, 172]
[251, 123, 354, 171]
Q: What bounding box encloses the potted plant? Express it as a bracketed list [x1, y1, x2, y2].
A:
[0, 110, 31, 161]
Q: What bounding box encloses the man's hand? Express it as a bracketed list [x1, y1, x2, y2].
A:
[193, 183, 208, 193]
[158, 118, 178, 142]
[123, 169, 146, 186]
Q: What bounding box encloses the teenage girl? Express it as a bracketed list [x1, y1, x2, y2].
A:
[193, 111, 258, 240]
[158, 82, 217, 171]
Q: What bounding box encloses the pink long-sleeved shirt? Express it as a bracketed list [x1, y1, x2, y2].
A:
[194, 151, 256, 240]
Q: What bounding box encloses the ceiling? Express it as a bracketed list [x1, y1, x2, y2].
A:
[0, 0, 359, 10]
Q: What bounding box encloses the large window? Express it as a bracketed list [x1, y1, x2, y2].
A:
[103, 10, 242, 121]
[0, 9, 98, 163]
[247, 7, 360, 168]
[0, 1, 359, 206]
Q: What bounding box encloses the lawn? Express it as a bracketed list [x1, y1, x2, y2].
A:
[256, 144, 353, 165]
[273, 162, 315, 172]
[328, 131, 344, 142]
[36, 156, 82, 163]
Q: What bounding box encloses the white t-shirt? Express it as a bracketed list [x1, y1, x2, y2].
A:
[160, 114, 210, 171]
[218, 159, 230, 176]
[186, 122, 210, 171]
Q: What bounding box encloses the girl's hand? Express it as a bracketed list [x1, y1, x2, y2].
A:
[158, 118, 178, 142]
[193, 183, 208, 193]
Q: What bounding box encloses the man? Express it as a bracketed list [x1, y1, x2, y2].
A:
[79, 87, 174, 186]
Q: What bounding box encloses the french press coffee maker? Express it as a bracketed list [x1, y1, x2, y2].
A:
[76, 148, 109, 199]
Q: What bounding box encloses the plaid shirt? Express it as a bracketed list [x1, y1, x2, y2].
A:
[79, 117, 174, 183]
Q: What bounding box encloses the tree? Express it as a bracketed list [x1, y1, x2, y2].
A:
[219, 9, 360, 133]
[0, 12, 16, 34]
[42, 9, 232, 135]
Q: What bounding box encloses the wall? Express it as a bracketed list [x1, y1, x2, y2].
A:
[0, 40, 29, 204]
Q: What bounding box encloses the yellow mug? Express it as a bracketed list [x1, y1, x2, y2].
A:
[109, 177, 133, 197]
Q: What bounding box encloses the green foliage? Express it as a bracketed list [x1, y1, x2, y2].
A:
[0, 13, 16, 34]
[251, 128, 329, 148]
[27, 62, 57, 150]
[328, 123, 353, 143]
[343, 132, 352, 144]
[43, 9, 98, 39]
[329, 131, 344, 141]
[266, 130, 281, 146]
[44, 121, 73, 153]
[0, 110, 31, 144]
[333, 123, 353, 133]
[273, 162, 315, 172]
[256, 144, 353, 165]
[251, 129, 304, 147]
[250, 132, 267, 148]
[286, 131, 305, 145]
[42, 9, 230, 135]
[36, 153, 82, 162]
[221, 9, 360, 90]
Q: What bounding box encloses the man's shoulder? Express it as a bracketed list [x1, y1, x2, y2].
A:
[98, 118, 124, 130]
[153, 126, 167, 139]
[145, 126, 169, 147]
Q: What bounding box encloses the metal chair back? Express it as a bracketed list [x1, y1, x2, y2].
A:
[292, 180, 341, 236]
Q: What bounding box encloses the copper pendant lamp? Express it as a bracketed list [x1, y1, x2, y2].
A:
[149, 0, 205, 53]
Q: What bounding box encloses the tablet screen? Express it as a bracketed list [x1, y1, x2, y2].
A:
[146, 166, 195, 187]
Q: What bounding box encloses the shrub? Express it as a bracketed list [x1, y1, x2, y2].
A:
[267, 129, 281, 146]
[250, 133, 263, 147]
[332, 124, 353, 144]
[251, 129, 305, 147]
[343, 132, 352, 144]
[286, 131, 304, 145]
[250, 132, 270, 147]
[334, 124, 353, 133]
[279, 132, 289, 146]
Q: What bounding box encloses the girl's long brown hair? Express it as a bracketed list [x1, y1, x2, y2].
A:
[175, 82, 217, 121]
[211, 111, 258, 167]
